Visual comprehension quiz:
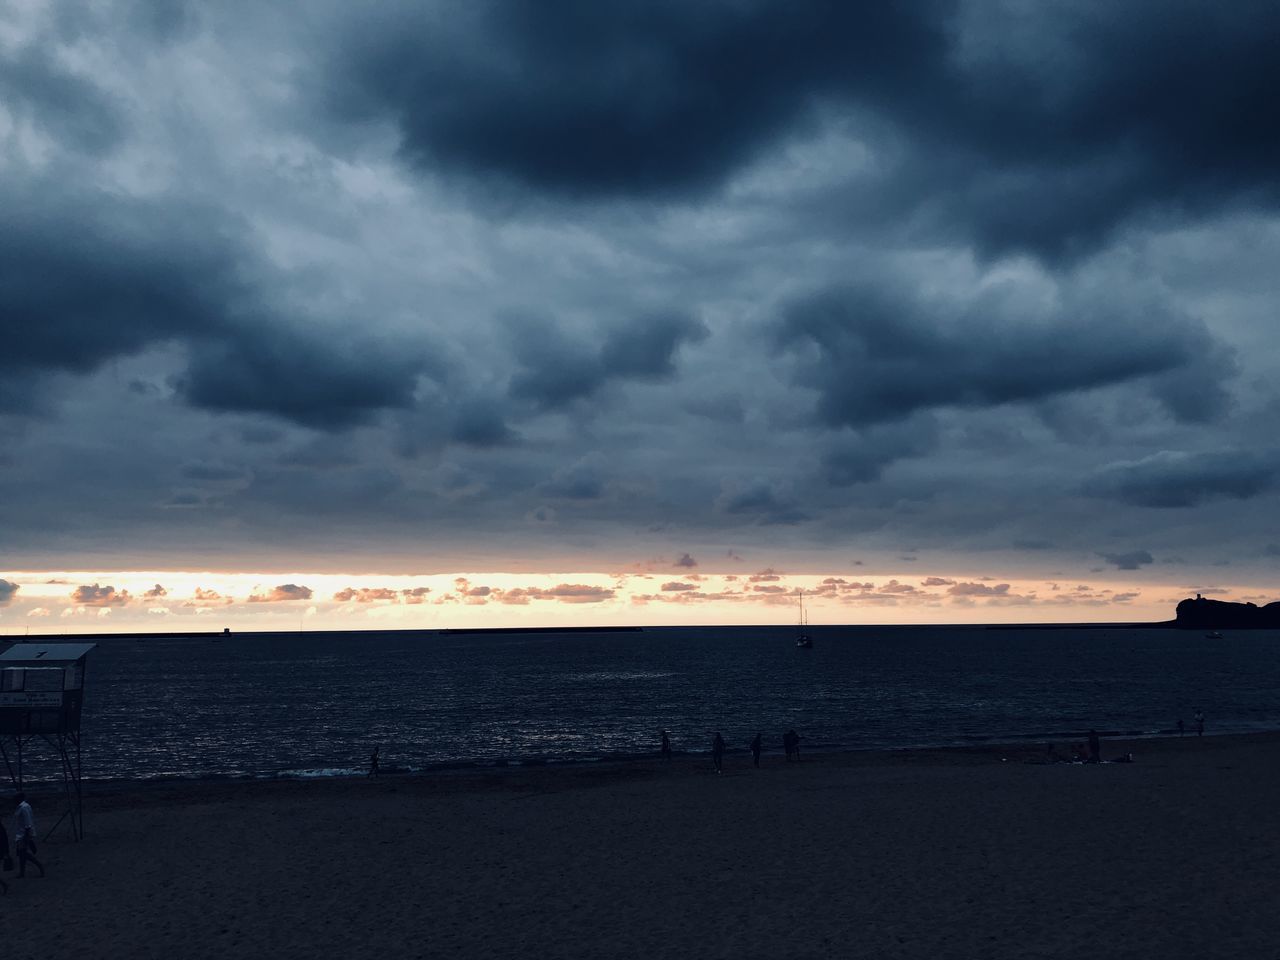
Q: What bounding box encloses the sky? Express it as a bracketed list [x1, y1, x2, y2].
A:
[2, 0, 1279, 632]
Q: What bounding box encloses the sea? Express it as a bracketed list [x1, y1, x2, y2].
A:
[7, 625, 1280, 784]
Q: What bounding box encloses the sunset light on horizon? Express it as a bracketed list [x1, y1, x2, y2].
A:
[0, 564, 1259, 634]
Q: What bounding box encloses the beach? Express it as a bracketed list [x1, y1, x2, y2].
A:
[5, 732, 1278, 959]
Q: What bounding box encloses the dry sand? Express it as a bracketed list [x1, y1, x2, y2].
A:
[4, 733, 1279, 960]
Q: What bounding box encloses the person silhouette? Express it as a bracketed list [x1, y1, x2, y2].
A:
[784, 729, 803, 761]
[1194, 711, 1205, 737]
[712, 732, 725, 773]
[12, 793, 44, 879]
[368, 746, 380, 777]
[660, 730, 672, 761]
[750, 732, 762, 768]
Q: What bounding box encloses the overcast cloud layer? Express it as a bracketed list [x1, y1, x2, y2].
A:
[2, 0, 1279, 613]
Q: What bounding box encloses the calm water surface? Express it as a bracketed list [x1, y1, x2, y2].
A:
[12, 625, 1280, 782]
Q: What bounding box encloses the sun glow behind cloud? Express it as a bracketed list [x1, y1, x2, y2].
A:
[0, 568, 1242, 634]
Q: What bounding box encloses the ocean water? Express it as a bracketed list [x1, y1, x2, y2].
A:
[10, 625, 1280, 783]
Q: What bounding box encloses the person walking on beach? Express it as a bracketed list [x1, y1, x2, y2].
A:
[1087, 729, 1101, 764]
[368, 745, 380, 777]
[12, 793, 44, 879]
[1195, 711, 1205, 737]
[660, 730, 672, 761]
[750, 732, 762, 768]
[712, 732, 725, 774]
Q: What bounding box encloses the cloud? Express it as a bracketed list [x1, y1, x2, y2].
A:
[508, 313, 706, 410]
[0, 183, 431, 428]
[183, 588, 233, 607]
[248, 583, 314, 602]
[0, 579, 18, 606]
[178, 323, 427, 429]
[329, 3, 942, 201]
[780, 279, 1233, 428]
[333, 587, 400, 603]
[661, 581, 698, 592]
[498, 583, 616, 604]
[180, 462, 248, 482]
[921, 577, 955, 587]
[1084, 451, 1276, 508]
[538, 454, 609, 500]
[878, 579, 919, 594]
[715, 481, 810, 525]
[71, 583, 131, 607]
[1098, 551, 1154, 571]
[821, 415, 940, 485]
[0, 41, 125, 153]
[144, 584, 168, 598]
[674, 553, 698, 568]
[327, 2, 1280, 258]
[947, 581, 1011, 597]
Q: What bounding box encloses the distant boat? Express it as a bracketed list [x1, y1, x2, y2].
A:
[1205, 631, 1224, 640]
[796, 590, 812, 649]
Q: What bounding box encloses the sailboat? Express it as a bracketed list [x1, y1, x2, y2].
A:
[795, 589, 812, 648]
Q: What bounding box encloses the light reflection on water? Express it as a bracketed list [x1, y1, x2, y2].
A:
[19, 625, 1280, 782]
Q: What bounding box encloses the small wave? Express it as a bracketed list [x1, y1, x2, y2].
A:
[564, 671, 679, 682]
[274, 767, 365, 779]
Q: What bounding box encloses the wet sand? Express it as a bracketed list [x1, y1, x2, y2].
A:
[4, 732, 1279, 959]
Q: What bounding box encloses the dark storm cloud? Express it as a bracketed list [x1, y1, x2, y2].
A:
[0, 42, 125, 152]
[538, 455, 608, 501]
[509, 313, 706, 409]
[331, 1, 944, 200]
[180, 462, 248, 482]
[821, 415, 939, 486]
[328, 1, 1280, 258]
[715, 482, 810, 526]
[447, 399, 518, 448]
[1, 184, 430, 429]
[1084, 452, 1277, 508]
[0, 188, 242, 412]
[178, 322, 425, 429]
[780, 281, 1232, 428]
[1098, 551, 1154, 571]
[0, 580, 19, 606]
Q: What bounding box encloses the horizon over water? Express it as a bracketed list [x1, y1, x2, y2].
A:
[7, 625, 1280, 784]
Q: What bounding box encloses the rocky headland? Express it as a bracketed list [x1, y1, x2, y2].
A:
[1175, 595, 1280, 630]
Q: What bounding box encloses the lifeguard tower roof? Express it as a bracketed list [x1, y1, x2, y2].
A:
[0, 643, 97, 665]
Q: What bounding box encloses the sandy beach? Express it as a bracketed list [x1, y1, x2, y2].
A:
[4, 732, 1279, 960]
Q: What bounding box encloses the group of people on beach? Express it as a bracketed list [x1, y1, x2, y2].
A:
[1177, 711, 1206, 737]
[660, 729, 804, 773]
[1043, 713, 1207, 765]
[0, 793, 44, 895]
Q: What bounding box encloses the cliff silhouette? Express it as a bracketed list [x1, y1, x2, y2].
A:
[1175, 595, 1280, 630]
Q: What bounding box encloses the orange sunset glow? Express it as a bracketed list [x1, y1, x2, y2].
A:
[0, 567, 1255, 634]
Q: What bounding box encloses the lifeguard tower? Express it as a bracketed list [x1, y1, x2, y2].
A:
[0, 642, 96, 840]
